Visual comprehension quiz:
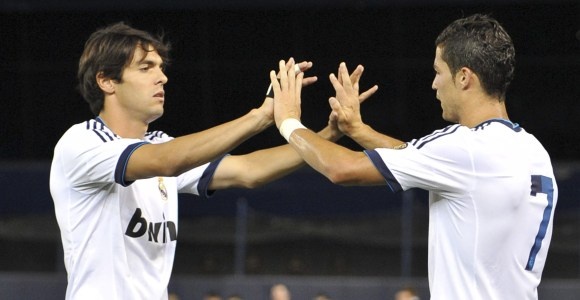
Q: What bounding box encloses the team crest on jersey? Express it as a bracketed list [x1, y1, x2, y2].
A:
[158, 177, 168, 201]
[394, 143, 408, 150]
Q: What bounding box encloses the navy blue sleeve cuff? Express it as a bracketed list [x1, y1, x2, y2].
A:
[197, 155, 228, 198]
[115, 142, 149, 187]
[364, 149, 403, 193]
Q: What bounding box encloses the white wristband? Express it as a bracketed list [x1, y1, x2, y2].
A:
[279, 118, 306, 142]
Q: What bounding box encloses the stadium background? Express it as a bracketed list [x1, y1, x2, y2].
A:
[1, 0, 579, 299]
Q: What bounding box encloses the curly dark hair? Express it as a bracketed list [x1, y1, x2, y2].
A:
[77, 22, 171, 115]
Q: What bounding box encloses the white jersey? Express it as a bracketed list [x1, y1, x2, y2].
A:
[50, 118, 223, 300]
[365, 119, 557, 300]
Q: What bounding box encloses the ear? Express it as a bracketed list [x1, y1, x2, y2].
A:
[456, 67, 476, 90]
[96, 72, 115, 94]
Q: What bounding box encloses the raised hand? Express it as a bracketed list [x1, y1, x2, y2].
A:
[270, 60, 304, 129]
[294, 59, 318, 87]
[328, 62, 378, 137]
[266, 58, 317, 98]
[260, 58, 316, 127]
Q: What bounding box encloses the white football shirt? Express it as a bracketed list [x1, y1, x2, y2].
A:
[365, 119, 558, 300]
[50, 118, 223, 300]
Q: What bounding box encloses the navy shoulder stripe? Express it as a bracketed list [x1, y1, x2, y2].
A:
[410, 125, 454, 147]
[86, 119, 118, 142]
[91, 129, 109, 142]
[414, 125, 461, 149]
[416, 125, 455, 142]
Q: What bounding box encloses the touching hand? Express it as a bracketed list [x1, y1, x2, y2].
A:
[266, 58, 317, 99]
[295, 59, 318, 87]
[328, 62, 378, 137]
[270, 60, 304, 129]
[255, 97, 275, 127]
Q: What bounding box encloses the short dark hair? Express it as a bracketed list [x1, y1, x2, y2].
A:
[77, 22, 171, 115]
[435, 14, 515, 100]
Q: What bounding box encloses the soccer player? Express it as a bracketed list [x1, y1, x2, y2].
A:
[49, 22, 376, 300]
[269, 14, 558, 299]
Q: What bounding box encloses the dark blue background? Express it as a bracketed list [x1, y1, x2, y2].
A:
[1, 1, 579, 162]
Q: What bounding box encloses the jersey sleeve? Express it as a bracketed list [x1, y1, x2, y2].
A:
[56, 125, 146, 192]
[145, 131, 228, 198]
[364, 126, 474, 194]
[176, 155, 227, 198]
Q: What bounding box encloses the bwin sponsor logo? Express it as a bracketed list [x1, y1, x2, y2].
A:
[125, 208, 177, 243]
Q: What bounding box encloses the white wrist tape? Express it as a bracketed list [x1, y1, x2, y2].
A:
[279, 118, 306, 142]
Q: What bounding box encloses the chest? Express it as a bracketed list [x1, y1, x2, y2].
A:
[117, 177, 179, 235]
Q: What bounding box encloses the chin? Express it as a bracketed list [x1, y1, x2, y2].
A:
[147, 111, 164, 123]
[441, 112, 454, 123]
[442, 115, 459, 124]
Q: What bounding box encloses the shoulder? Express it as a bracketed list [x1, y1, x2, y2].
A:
[401, 124, 477, 168]
[59, 119, 119, 143]
[54, 119, 124, 158]
[472, 119, 547, 152]
[408, 124, 468, 149]
[57, 119, 117, 145]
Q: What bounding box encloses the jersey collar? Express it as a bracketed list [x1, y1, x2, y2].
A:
[474, 118, 522, 132]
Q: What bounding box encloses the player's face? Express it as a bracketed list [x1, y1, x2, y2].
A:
[432, 46, 461, 123]
[113, 45, 168, 124]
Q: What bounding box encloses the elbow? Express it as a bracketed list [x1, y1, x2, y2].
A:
[322, 156, 372, 186]
[154, 163, 181, 177]
[319, 151, 376, 186]
[324, 166, 355, 186]
[152, 154, 187, 177]
[237, 176, 267, 189]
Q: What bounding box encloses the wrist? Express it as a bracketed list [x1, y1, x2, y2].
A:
[248, 108, 273, 131]
[279, 118, 307, 142]
[318, 126, 343, 142]
[344, 122, 367, 139]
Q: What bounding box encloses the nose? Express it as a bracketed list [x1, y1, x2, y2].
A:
[157, 69, 168, 85]
[431, 77, 437, 91]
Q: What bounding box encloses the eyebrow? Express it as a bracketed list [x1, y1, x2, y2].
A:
[136, 58, 165, 69]
[138, 59, 158, 65]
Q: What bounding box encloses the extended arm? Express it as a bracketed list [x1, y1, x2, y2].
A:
[125, 103, 272, 181]
[208, 125, 336, 189]
[126, 59, 316, 182]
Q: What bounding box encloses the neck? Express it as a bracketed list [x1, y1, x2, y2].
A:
[98, 111, 149, 139]
[459, 94, 509, 128]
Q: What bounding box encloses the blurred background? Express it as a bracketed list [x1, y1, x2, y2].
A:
[1, 0, 579, 299]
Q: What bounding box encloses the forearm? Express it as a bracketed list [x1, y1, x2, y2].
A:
[287, 128, 385, 186]
[209, 125, 339, 190]
[347, 123, 405, 150]
[245, 125, 340, 183]
[219, 144, 306, 189]
[288, 128, 358, 184]
[176, 108, 272, 165]
[126, 108, 271, 180]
